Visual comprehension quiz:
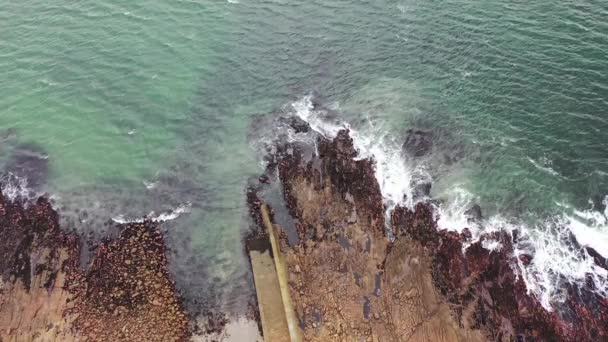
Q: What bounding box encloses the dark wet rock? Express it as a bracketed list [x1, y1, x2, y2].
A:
[281, 116, 311, 133]
[586, 247, 608, 271]
[519, 253, 533, 267]
[337, 234, 351, 250]
[443, 144, 467, 165]
[403, 129, 433, 157]
[465, 204, 483, 221]
[413, 181, 432, 199]
[512, 229, 520, 243]
[0, 194, 73, 292]
[258, 174, 270, 184]
[3, 143, 49, 189]
[391, 203, 438, 247]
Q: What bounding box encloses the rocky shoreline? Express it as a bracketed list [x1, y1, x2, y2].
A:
[247, 128, 608, 341]
[0, 193, 191, 341]
[1, 124, 606, 341]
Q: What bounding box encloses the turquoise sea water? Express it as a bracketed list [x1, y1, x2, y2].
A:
[2, 0, 608, 314]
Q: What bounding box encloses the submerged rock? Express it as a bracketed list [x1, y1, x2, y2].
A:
[280, 115, 311, 133]
[403, 129, 433, 157]
[464, 204, 483, 221]
[586, 246, 608, 271]
[413, 181, 432, 199]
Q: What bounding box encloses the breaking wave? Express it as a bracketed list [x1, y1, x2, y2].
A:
[111, 202, 192, 224]
[0, 173, 42, 202]
[276, 94, 608, 310]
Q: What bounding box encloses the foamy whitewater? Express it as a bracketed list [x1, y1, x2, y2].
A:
[284, 95, 608, 310]
[0, 173, 43, 203]
[111, 202, 192, 224]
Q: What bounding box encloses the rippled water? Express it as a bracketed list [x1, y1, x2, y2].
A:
[2, 0, 608, 315]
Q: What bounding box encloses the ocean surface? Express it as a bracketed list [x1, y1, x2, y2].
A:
[1, 0, 607, 318]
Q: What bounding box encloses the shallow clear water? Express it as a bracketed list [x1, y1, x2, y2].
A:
[2, 0, 608, 313]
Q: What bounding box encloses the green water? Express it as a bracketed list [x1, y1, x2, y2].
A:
[2, 0, 608, 312]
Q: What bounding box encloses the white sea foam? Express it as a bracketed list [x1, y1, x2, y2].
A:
[435, 186, 479, 234]
[291, 96, 413, 211]
[143, 180, 159, 190]
[285, 95, 608, 310]
[568, 206, 608, 258]
[111, 202, 192, 224]
[527, 156, 560, 177]
[0, 173, 39, 202]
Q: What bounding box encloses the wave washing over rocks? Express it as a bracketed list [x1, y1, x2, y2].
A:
[0, 180, 259, 341]
[282, 95, 608, 309]
[245, 94, 608, 341]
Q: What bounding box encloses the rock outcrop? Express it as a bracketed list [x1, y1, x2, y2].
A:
[248, 128, 608, 341]
[0, 192, 190, 341]
[249, 130, 485, 341]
